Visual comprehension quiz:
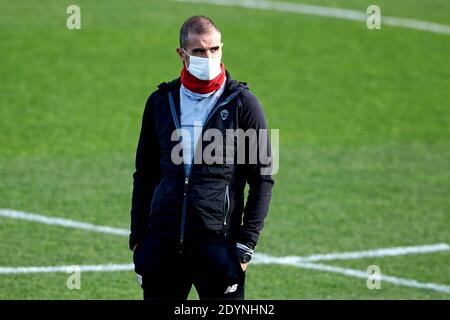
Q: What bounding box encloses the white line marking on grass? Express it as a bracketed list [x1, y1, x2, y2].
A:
[0, 264, 134, 274]
[253, 253, 450, 293]
[1, 209, 448, 261]
[285, 261, 450, 294]
[1, 260, 449, 294]
[267, 243, 450, 262]
[0, 209, 129, 237]
[173, 0, 450, 35]
[1, 208, 449, 294]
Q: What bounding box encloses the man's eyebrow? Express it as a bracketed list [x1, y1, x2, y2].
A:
[191, 46, 221, 51]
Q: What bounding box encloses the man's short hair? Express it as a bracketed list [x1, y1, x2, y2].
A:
[179, 15, 221, 49]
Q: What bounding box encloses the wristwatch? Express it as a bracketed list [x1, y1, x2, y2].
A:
[239, 251, 252, 263]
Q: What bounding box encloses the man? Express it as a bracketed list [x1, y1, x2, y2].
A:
[130, 15, 274, 300]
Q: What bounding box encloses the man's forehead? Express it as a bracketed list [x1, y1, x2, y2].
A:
[187, 31, 222, 49]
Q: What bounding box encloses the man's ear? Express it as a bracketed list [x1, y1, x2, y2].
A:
[176, 47, 189, 66]
[176, 47, 184, 58]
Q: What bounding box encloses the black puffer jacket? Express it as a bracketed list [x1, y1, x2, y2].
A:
[129, 71, 274, 251]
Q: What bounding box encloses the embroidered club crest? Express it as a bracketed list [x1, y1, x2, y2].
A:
[220, 109, 229, 120]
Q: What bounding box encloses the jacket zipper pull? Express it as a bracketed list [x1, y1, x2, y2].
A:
[184, 177, 189, 195]
[223, 185, 229, 226]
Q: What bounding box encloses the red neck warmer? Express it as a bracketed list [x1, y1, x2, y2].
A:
[180, 63, 226, 94]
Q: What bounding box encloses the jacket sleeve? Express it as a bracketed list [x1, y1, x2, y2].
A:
[237, 89, 274, 250]
[129, 92, 162, 250]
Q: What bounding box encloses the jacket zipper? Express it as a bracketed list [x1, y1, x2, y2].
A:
[168, 87, 244, 252]
[179, 177, 189, 251]
[223, 185, 230, 226]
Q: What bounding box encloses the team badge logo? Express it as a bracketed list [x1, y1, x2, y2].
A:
[220, 109, 229, 120]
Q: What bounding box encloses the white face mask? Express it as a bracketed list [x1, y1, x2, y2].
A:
[182, 48, 222, 80]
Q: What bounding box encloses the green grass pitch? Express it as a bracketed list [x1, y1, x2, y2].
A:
[0, 0, 449, 299]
